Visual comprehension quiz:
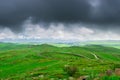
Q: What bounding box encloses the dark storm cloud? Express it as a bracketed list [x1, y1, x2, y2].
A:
[91, 0, 120, 24]
[0, 0, 90, 23]
[0, 0, 120, 32]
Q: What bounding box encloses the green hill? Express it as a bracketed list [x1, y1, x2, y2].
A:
[0, 43, 120, 80]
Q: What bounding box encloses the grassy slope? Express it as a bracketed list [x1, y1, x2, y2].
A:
[0, 43, 120, 79]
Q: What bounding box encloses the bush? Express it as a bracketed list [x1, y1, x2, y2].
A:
[63, 65, 79, 77]
[114, 64, 120, 68]
[111, 63, 120, 70]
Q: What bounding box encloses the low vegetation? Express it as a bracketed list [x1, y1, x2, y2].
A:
[0, 43, 120, 80]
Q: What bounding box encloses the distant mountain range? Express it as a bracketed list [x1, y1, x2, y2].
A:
[0, 39, 120, 48]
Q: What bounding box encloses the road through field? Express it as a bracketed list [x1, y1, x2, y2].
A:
[90, 53, 99, 59]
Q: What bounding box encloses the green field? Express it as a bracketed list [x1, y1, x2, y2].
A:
[0, 43, 120, 80]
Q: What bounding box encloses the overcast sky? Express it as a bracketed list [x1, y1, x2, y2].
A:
[0, 0, 120, 41]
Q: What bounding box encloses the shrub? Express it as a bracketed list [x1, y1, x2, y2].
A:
[111, 63, 120, 70]
[63, 65, 79, 77]
[105, 70, 113, 76]
[114, 64, 120, 68]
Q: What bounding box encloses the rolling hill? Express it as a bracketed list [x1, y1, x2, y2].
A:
[0, 43, 120, 80]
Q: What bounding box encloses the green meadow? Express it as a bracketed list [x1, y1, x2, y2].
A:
[0, 43, 120, 80]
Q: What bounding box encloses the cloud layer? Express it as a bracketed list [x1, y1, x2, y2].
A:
[0, 20, 120, 41]
[0, 0, 120, 30]
[0, 0, 120, 40]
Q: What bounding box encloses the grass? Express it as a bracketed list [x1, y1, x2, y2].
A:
[0, 43, 120, 80]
